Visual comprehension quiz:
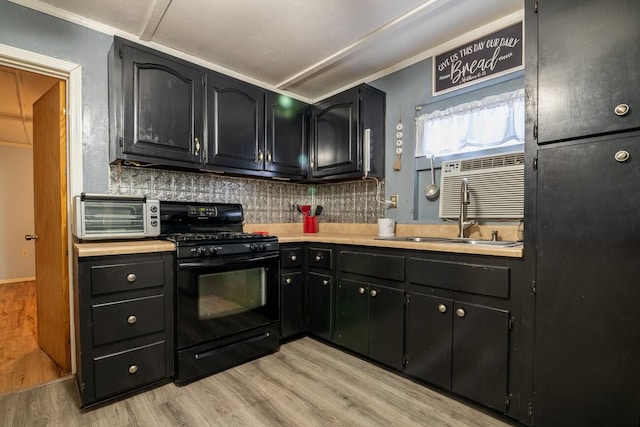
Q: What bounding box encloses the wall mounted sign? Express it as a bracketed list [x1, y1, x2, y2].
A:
[433, 21, 523, 96]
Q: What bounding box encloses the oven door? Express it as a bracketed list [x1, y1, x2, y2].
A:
[176, 252, 279, 349]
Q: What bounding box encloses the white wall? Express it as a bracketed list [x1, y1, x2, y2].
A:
[0, 143, 35, 282]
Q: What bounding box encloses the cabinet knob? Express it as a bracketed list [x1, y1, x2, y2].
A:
[194, 137, 201, 155]
[126, 273, 137, 283]
[258, 150, 264, 162]
[285, 277, 292, 285]
[322, 280, 329, 286]
[128, 365, 138, 374]
[615, 150, 630, 163]
[315, 254, 323, 262]
[267, 151, 272, 163]
[438, 304, 447, 313]
[456, 308, 466, 318]
[370, 289, 378, 297]
[127, 315, 137, 324]
[358, 287, 366, 295]
[290, 254, 297, 262]
[614, 103, 630, 116]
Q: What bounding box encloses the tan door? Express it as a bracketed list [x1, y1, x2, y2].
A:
[32, 81, 70, 371]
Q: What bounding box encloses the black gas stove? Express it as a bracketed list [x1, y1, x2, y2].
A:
[159, 201, 278, 259]
[159, 200, 281, 385]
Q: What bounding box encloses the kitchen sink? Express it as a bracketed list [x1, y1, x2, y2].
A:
[446, 238, 522, 247]
[376, 236, 522, 247]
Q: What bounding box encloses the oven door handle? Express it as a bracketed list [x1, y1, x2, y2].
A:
[178, 253, 279, 269]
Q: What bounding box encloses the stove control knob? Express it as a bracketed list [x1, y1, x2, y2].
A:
[196, 247, 207, 256]
[249, 243, 258, 252]
[259, 244, 267, 251]
[208, 246, 218, 255]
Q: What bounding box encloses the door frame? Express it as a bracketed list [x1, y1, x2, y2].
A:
[0, 42, 82, 373]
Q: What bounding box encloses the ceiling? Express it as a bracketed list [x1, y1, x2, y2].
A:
[0, 65, 58, 146]
[2, 0, 522, 146]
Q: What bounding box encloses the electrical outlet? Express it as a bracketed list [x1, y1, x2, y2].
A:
[22, 249, 28, 257]
[389, 194, 398, 209]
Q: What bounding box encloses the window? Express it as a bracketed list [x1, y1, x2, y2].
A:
[415, 88, 524, 157]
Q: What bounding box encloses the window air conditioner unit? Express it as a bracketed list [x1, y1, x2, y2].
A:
[439, 152, 524, 219]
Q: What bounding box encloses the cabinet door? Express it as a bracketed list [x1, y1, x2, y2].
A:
[306, 272, 332, 341]
[334, 278, 368, 355]
[265, 93, 308, 178]
[206, 73, 265, 171]
[121, 45, 203, 163]
[537, 0, 640, 143]
[368, 285, 404, 370]
[311, 89, 359, 178]
[452, 301, 509, 412]
[280, 272, 304, 339]
[405, 293, 452, 390]
[533, 136, 640, 426]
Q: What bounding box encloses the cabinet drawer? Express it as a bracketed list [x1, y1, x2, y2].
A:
[94, 341, 166, 399]
[91, 259, 166, 296]
[340, 251, 405, 281]
[281, 247, 303, 268]
[407, 258, 510, 298]
[92, 295, 165, 346]
[308, 247, 332, 270]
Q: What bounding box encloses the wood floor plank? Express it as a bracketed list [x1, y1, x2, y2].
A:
[0, 281, 69, 395]
[0, 337, 516, 426]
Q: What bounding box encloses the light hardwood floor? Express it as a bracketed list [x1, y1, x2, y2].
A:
[0, 281, 69, 394]
[0, 337, 515, 426]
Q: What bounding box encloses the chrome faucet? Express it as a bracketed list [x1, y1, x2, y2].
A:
[458, 177, 475, 238]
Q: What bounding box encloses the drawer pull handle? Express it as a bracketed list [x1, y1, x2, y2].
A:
[370, 289, 378, 297]
[126, 273, 137, 283]
[438, 304, 447, 313]
[285, 277, 292, 285]
[128, 365, 138, 374]
[614, 103, 630, 116]
[290, 254, 297, 262]
[315, 255, 323, 262]
[615, 150, 630, 163]
[358, 287, 366, 295]
[456, 308, 466, 318]
[322, 280, 329, 286]
[127, 315, 137, 324]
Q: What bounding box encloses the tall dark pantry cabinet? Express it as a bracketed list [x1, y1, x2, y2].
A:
[526, 1, 640, 426]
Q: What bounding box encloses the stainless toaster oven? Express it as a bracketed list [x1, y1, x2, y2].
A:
[73, 193, 160, 240]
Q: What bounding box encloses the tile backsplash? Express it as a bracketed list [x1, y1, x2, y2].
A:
[109, 166, 385, 224]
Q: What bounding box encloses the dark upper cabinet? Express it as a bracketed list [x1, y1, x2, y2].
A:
[265, 92, 308, 178]
[311, 84, 385, 180]
[109, 37, 204, 165]
[532, 135, 640, 426]
[205, 72, 265, 171]
[536, 0, 640, 144]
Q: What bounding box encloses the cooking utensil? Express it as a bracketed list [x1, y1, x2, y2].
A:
[314, 205, 324, 216]
[424, 155, 440, 200]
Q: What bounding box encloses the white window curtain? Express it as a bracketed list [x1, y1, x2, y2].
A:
[415, 88, 525, 157]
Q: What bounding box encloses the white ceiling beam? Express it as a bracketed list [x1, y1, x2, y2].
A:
[276, 0, 450, 91]
[140, 0, 173, 41]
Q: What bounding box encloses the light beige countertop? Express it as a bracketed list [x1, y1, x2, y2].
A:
[245, 223, 524, 258]
[72, 223, 523, 258]
[73, 240, 176, 257]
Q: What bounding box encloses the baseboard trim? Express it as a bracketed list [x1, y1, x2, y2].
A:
[0, 276, 36, 284]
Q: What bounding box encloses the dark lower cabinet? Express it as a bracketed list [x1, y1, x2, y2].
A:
[335, 278, 404, 370]
[306, 272, 332, 341]
[280, 272, 304, 339]
[406, 292, 510, 412]
[531, 135, 640, 426]
[74, 251, 174, 407]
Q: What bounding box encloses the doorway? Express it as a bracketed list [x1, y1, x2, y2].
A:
[0, 59, 75, 393]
